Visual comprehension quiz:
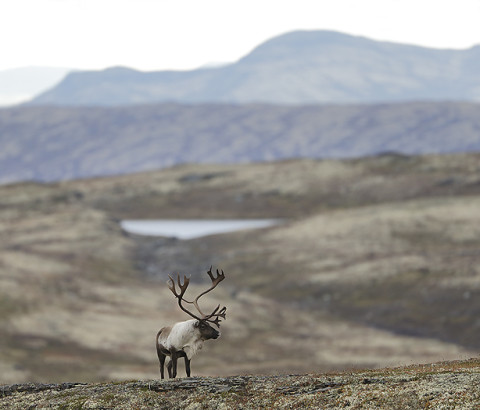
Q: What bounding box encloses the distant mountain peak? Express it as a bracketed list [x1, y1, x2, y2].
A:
[28, 30, 480, 106]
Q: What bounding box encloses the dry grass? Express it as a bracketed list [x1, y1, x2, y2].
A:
[0, 153, 479, 384]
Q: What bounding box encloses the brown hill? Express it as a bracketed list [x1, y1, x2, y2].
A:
[0, 153, 479, 384]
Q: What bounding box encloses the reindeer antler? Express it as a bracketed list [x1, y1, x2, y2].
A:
[191, 267, 224, 314]
[167, 267, 227, 327]
[167, 274, 203, 321]
[203, 304, 227, 328]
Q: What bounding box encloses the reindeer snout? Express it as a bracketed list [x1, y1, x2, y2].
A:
[213, 330, 220, 339]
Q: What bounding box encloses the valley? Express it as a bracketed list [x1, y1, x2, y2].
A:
[0, 153, 479, 382]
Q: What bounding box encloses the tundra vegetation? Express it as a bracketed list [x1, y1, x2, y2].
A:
[0, 153, 479, 406]
[1, 359, 479, 408]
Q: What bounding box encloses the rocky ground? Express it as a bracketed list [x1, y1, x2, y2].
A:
[1, 358, 479, 408]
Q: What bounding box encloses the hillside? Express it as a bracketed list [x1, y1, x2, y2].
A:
[1, 359, 479, 408]
[0, 153, 479, 384]
[1, 101, 480, 183]
[28, 30, 480, 106]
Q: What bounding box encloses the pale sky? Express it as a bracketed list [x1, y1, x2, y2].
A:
[1, 0, 480, 72]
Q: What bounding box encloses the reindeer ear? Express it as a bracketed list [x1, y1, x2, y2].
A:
[193, 320, 200, 328]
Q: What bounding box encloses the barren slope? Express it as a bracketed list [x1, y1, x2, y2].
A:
[0, 153, 479, 383]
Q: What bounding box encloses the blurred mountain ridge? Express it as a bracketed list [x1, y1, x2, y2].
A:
[1, 101, 480, 183]
[28, 30, 480, 106]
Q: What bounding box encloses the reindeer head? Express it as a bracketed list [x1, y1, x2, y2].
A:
[167, 267, 227, 336]
[195, 319, 220, 341]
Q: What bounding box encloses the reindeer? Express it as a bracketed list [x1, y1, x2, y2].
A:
[156, 267, 227, 379]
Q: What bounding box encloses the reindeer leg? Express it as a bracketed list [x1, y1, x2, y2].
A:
[184, 356, 191, 377]
[156, 338, 167, 380]
[171, 350, 178, 378]
[159, 353, 166, 379]
[176, 351, 190, 377]
[167, 359, 173, 378]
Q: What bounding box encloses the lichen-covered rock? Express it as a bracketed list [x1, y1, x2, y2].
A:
[1, 358, 479, 409]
